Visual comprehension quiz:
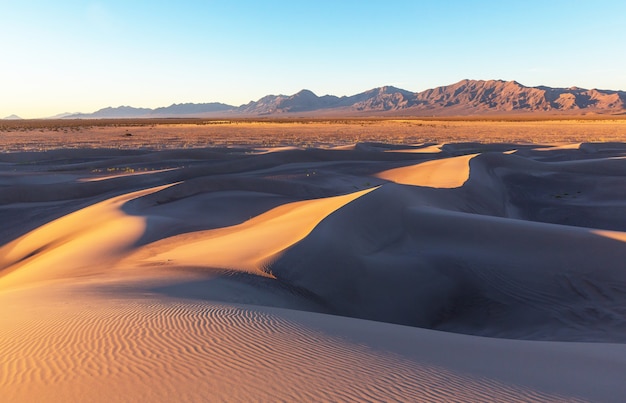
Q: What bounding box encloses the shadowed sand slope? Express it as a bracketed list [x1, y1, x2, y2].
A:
[2, 143, 626, 401]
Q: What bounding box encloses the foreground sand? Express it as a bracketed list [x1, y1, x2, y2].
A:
[2, 140, 626, 401]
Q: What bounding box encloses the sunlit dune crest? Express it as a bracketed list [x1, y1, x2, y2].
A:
[255, 146, 304, 154]
[0, 184, 176, 288]
[533, 143, 582, 151]
[78, 167, 180, 182]
[375, 153, 477, 188]
[328, 144, 356, 150]
[131, 187, 377, 275]
[384, 144, 443, 153]
[592, 229, 626, 243]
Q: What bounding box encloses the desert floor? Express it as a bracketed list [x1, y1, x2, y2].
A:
[2, 117, 626, 151]
[1, 119, 626, 402]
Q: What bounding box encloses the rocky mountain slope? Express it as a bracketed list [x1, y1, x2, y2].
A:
[64, 80, 626, 118]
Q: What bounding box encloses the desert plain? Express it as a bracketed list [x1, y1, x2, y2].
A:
[1, 118, 626, 402]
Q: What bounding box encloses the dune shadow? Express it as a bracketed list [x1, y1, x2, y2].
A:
[147, 268, 332, 314]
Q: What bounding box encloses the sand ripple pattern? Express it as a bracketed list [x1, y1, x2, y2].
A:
[0, 292, 581, 403]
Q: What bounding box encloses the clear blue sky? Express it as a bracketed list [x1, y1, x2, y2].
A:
[2, 0, 626, 118]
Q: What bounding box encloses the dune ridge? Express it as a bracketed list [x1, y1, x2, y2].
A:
[128, 186, 377, 276]
[0, 184, 176, 288]
[375, 153, 477, 188]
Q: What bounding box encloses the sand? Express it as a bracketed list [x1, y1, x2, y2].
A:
[2, 135, 626, 402]
[2, 118, 626, 151]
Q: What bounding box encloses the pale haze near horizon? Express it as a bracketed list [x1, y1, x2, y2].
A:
[2, 0, 625, 119]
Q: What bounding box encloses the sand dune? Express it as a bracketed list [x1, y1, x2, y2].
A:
[127, 186, 376, 275]
[78, 167, 181, 182]
[533, 142, 583, 151]
[375, 153, 477, 188]
[2, 142, 626, 402]
[0, 184, 175, 289]
[384, 143, 444, 153]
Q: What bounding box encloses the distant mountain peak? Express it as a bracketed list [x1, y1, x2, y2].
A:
[294, 89, 317, 96]
[57, 80, 626, 119]
[378, 85, 404, 92]
[65, 102, 234, 119]
[3, 114, 23, 120]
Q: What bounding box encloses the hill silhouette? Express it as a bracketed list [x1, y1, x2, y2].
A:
[64, 79, 626, 118]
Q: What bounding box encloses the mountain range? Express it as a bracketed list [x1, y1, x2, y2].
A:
[48, 80, 626, 118]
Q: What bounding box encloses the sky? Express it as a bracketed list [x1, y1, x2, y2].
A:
[2, 1, 626, 118]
